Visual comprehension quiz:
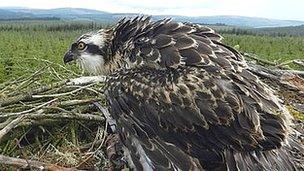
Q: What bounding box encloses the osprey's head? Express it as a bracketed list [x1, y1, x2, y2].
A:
[64, 30, 111, 74]
[64, 17, 155, 74]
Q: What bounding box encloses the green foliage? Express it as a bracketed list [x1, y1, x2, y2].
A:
[0, 20, 108, 31]
[0, 30, 80, 83]
[0, 20, 303, 83]
[213, 25, 304, 37]
[223, 34, 304, 62]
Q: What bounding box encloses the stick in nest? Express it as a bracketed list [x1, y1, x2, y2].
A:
[0, 154, 85, 171]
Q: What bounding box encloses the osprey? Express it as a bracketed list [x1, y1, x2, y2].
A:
[64, 17, 303, 170]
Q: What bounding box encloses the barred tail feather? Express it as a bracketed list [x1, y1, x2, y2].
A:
[124, 135, 204, 171]
[225, 132, 303, 171]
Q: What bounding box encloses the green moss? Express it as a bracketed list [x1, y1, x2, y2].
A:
[287, 105, 304, 121]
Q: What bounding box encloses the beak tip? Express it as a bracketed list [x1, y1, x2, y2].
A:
[63, 51, 75, 64]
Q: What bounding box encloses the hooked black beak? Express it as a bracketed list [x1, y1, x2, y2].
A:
[63, 51, 76, 64]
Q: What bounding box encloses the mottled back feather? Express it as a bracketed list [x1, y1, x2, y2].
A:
[100, 17, 302, 170]
[108, 17, 246, 72]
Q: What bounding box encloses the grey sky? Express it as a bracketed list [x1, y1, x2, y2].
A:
[0, 0, 303, 20]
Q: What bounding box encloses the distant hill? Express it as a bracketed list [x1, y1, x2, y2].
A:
[0, 8, 115, 22]
[1, 7, 304, 28]
[252, 25, 304, 36]
[152, 15, 304, 28]
[0, 9, 34, 19]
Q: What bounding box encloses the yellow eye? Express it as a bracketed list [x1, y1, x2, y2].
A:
[77, 42, 86, 50]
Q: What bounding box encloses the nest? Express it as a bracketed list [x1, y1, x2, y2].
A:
[0, 60, 110, 170]
[0, 55, 303, 170]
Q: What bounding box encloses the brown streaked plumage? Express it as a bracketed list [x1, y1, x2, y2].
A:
[64, 16, 303, 170]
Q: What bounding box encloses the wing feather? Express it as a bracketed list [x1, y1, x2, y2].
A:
[112, 18, 244, 70]
[105, 64, 290, 170]
[105, 17, 296, 170]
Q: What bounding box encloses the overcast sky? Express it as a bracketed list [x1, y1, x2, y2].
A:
[0, 0, 303, 21]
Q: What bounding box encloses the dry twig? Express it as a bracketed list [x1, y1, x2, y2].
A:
[0, 154, 85, 171]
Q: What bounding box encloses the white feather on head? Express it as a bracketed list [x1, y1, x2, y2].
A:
[77, 53, 105, 74]
[78, 30, 105, 47]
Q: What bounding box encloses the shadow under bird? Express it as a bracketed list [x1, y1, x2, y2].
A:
[64, 16, 303, 170]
